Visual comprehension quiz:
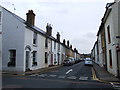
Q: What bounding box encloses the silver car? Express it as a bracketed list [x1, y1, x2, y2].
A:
[63, 59, 73, 66]
[84, 58, 93, 66]
[68, 57, 75, 64]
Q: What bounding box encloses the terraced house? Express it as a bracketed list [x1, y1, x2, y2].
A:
[91, 0, 120, 78]
[0, 7, 2, 71]
[0, 5, 80, 72]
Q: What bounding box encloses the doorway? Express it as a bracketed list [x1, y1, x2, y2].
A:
[117, 51, 120, 78]
[26, 51, 30, 71]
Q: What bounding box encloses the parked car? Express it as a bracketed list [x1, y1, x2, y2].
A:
[84, 58, 93, 66]
[74, 58, 80, 63]
[68, 57, 75, 64]
[63, 59, 73, 66]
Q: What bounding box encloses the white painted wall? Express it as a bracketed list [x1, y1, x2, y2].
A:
[51, 40, 57, 65]
[60, 44, 66, 64]
[55, 42, 59, 65]
[2, 7, 25, 72]
[94, 42, 99, 64]
[105, 3, 118, 76]
[37, 34, 47, 68]
[0, 6, 2, 71]
[98, 34, 104, 67]
[1, 6, 53, 72]
[115, 0, 120, 2]
[45, 38, 51, 67]
[118, 1, 120, 77]
[24, 27, 48, 71]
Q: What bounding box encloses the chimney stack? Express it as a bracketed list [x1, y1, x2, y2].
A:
[114, 0, 120, 2]
[63, 39, 66, 45]
[70, 45, 72, 49]
[74, 48, 77, 52]
[26, 10, 35, 26]
[46, 23, 52, 36]
[67, 40, 69, 47]
[56, 32, 60, 42]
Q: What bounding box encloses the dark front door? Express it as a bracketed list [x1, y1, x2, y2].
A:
[118, 51, 120, 78]
[26, 51, 30, 71]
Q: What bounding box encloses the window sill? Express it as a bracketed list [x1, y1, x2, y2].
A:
[8, 66, 15, 67]
[33, 44, 37, 47]
[32, 65, 37, 67]
[8, 62, 15, 67]
[32, 62, 37, 67]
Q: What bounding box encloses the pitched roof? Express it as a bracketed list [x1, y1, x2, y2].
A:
[97, 2, 115, 36]
[1, 5, 59, 42]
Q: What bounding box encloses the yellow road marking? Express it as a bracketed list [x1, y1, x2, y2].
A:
[91, 67, 120, 84]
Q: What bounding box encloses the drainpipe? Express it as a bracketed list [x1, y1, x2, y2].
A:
[117, 52, 120, 78]
[116, 45, 120, 78]
[116, 36, 120, 78]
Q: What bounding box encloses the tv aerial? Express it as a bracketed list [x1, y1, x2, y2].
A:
[12, 4, 16, 13]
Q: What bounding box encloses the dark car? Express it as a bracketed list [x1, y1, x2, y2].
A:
[63, 59, 72, 66]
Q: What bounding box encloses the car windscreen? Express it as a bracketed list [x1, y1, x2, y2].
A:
[86, 59, 92, 61]
[64, 60, 70, 62]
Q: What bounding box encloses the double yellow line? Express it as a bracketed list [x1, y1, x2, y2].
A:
[91, 67, 99, 80]
[91, 67, 120, 84]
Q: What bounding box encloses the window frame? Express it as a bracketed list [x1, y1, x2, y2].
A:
[54, 54, 57, 64]
[45, 38, 48, 48]
[8, 50, 16, 67]
[32, 51, 37, 66]
[107, 25, 111, 44]
[109, 50, 112, 68]
[45, 52, 48, 63]
[54, 41, 56, 49]
[33, 32, 37, 45]
[0, 11, 1, 24]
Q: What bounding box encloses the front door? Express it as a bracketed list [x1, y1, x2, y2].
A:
[51, 54, 53, 65]
[118, 51, 120, 78]
[26, 51, 30, 71]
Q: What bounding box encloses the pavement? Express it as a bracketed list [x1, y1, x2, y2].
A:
[2, 65, 62, 76]
[93, 62, 120, 83]
[2, 62, 120, 83]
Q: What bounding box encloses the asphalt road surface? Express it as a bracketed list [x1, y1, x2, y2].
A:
[2, 61, 116, 89]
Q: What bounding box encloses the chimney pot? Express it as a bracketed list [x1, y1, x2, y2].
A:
[70, 45, 72, 49]
[67, 40, 69, 47]
[56, 32, 60, 42]
[46, 23, 52, 36]
[63, 39, 66, 45]
[114, 0, 120, 2]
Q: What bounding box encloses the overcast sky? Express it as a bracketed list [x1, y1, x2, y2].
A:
[1, 0, 114, 54]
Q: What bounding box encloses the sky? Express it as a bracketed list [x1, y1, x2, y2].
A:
[0, 0, 114, 54]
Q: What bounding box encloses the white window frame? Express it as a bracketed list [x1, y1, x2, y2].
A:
[32, 51, 37, 66]
[54, 41, 56, 49]
[33, 32, 37, 46]
[0, 11, 1, 24]
[8, 50, 16, 67]
[45, 38, 48, 48]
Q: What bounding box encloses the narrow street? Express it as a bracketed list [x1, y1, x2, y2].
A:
[2, 61, 115, 89]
